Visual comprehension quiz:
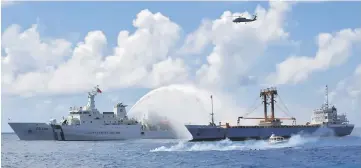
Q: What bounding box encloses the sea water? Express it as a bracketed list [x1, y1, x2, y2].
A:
[2, 128, 361, 168]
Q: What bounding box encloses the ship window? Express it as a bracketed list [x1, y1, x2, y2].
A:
[90, 121, 92, 123]
[325, 116, 327, 119]
[83, 121, 85, 123]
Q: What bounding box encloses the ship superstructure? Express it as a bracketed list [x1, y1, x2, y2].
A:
[309, 86, 351, 126]
[8, 86, 177, 141]
[186, 86, 354, 141]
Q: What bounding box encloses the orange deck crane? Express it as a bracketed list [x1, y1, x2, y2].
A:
[237, 87, 297, 125]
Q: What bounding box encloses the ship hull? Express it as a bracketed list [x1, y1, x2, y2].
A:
[61, 125, 176, 141]
[8, 122, 56, 140]
[186, 124, 354, 141]
[9, 122, 177, 141]
[227, 125, 321, 141]
[185, 125, 226, 141]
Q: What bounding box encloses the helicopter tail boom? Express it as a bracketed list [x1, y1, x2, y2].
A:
[253, 15, 257, 20]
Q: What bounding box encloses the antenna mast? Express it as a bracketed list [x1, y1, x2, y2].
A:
[210, 95, 215, 125]
[325, 85, 329, 109]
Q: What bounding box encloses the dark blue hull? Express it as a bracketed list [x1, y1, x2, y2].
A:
[186, 124, 354, 141]
[185, 125, 226, 141]
[227, 125, 320, 141]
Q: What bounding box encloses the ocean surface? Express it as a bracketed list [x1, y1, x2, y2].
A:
[2, 128, 361, 168]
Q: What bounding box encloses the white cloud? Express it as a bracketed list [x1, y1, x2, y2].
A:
[145, 57, 189, 88]
[2, 9, 189, 96]
[347, 64, 361, 99]
[2, 1, 295, 96]
[180, 19, 212, 55]
[1, 24, 72, 74]
[181, 1, 293, 89]
[1, 24, 72, 96]
[268, 28, 361, 85]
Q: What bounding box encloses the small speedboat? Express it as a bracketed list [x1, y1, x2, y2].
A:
[268, 134, 286, 144]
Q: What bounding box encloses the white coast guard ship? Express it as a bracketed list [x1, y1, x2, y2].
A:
[8, 86, 177, 141]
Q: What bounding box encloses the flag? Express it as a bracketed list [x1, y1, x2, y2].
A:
[210, 95, 213, 99]
[97, 88, 102, 93]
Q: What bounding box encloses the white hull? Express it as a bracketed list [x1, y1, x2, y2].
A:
[268, 140, 287, 145]
[268, 134, 287, 145]
[8, 122, 55, 140]
[9, 122, 177, 141]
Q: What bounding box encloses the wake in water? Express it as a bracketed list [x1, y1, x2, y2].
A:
[150, 134, 319, 152]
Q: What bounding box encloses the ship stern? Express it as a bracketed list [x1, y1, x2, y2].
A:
[332, 124, 355, 136]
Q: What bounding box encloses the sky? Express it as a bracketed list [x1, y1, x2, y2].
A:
[1, 1, 361, 132]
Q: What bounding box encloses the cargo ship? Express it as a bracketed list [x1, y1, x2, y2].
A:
[185, 86, 354, 141]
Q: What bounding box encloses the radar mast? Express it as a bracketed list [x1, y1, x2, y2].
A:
[86, 85, 102, 111]
[324, 85, 329, 109]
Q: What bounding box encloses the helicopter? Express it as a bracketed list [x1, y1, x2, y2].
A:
[230, 14, 257, 24]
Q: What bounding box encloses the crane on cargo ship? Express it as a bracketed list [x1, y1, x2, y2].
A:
[237, 87, 296, 126]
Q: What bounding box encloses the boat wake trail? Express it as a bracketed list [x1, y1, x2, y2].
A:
[150, 134, 319, 152]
